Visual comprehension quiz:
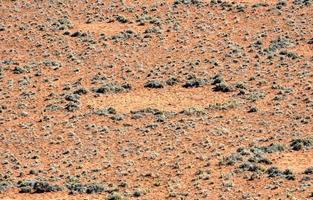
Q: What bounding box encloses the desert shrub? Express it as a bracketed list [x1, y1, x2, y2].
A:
[73, 87, 88, 95]
[111, 30, 134, 42]
[211, 75, 224, 85]
[33, 181, 63, 193]
[0, 24, 5, 31]
[238, 162, 261, 172]
[106, 192, 125, 200]
[265, 36, 294, 53]
[50, 18, 73, 30]
[266, 167, 295, 180]
[207, 100, 241, 110]
[0, 181, 10, 192]
[12, 66, 27, 74]
[166, 77, 179, 86]
[19, 186, 32, 193]
[182, 78, 207, 88]
[248, 154, 272, 165]
[279, 51, 299, 59]
[173, 0, 202, 6]
[65, 102, 80, 112]
[290, 138, 313, 151]
[180, 107, 206, 116]
[211, 75, 233, 92]
[66, 182, 105, 194]
[304, 167, 313, 174]
[116, 15, 129, 23]
[17, 180, 62, 193]
[213, 82, 233, 92]
[251, 143, 285, 154]
[95, 83, 131, 94]
[111, 114, 124, 121]
[94, 107, 117, 116]
[65, 94, 80, 102]
[293, 0, 313, 6]
[219, 153, 243, 166]
[43, 60, 62, 70]
[246, 91, 266, 101]
[144, 80, 164, 88]
[44, 104, 62, 111]
[236, 147, 251, 156]
[276, 0, 287, 9]
[248, 107, 258, 113]
[133, 189, 143, 197]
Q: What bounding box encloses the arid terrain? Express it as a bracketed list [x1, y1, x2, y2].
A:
[0, 0, 313, 199]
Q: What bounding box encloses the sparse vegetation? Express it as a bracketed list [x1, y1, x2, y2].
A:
[0, 0, 312, 199]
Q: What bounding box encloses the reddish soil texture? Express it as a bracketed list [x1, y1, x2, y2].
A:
[0, 0, 313, 199]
